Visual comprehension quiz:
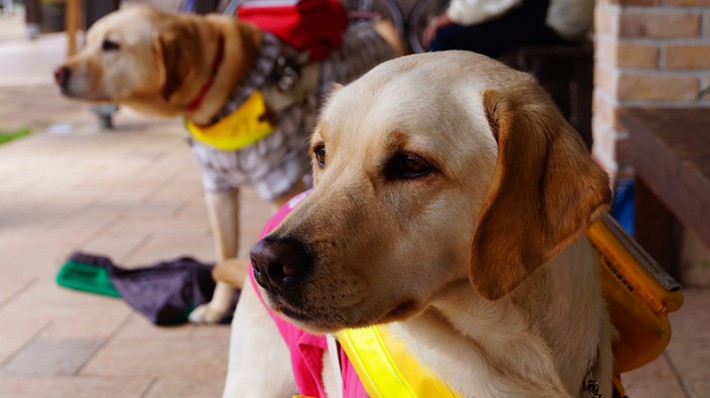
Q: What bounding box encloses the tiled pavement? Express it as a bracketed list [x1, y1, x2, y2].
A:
[0, 12, 709, 398]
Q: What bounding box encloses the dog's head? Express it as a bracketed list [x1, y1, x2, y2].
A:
[251, 52, 611, 333]
[53, 6, 258, 117]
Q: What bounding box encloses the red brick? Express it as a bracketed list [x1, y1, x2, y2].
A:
[666, 45, 710, 69]
[619, 12, 701, 39]
[594, 64, 617, 96]
[595, 39, 614, 65]
[591, 121, 622, 177]
[667, 0, 710, 5]
[617, 43, 659, 69]
[595, 6, 619, 36]
[597, 0, 659, 5]
[700, 77, 710, 102]
[618, 74, 699, 100]
[593, 92, 624, 131]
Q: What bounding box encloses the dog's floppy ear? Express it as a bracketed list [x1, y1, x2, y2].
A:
[152, 19, 201, 103]
[470, 89, 611, 301]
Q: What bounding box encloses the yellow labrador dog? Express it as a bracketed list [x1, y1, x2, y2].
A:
[54, 5, 400, 323]
[226, 51, 614, 397]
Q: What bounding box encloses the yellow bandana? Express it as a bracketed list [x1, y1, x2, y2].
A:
[186, 90, 274, 151]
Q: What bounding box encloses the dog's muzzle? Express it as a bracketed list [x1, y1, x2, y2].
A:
[250, 236, 313, 295]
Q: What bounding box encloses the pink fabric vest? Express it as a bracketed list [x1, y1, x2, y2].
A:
[248, 190, 368, 398]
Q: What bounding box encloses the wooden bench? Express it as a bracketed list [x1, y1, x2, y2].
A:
[621, 108, 710, 278]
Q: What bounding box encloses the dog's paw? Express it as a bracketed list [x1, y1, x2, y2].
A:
[188, 303, 228, 324]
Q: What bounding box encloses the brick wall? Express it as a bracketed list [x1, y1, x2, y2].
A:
[593, 0, 710, 178]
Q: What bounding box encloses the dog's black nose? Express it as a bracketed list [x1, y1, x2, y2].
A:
[54, 66, 71, 89]
[250, 236, 312, 293]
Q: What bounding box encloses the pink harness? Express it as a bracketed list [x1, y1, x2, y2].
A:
[248, 191, 368, 397]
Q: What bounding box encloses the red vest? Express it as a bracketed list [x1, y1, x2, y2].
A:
[237, 0, 348, 60]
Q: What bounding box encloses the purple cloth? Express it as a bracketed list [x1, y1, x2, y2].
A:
[68, 252, 236, 325]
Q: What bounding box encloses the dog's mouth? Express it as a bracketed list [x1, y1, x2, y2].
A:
[56, 86, 111, 102]
[269, 299, 351, 333]
[269, 294, 421, 333]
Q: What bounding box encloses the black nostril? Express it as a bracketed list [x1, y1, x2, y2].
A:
[250, 236, 312, 293]
[250, 254, 268, 289]
[54, 66, 71, 88]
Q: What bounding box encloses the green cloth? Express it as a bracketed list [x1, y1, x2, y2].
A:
[56, 259, 121, 298]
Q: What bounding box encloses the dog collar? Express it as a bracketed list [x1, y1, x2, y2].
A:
[204, 32, 282, 126]
[186, 33, 225, 113]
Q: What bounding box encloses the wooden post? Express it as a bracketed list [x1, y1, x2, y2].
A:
[65, 0, 79, 56]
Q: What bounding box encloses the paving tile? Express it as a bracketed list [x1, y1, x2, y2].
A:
[42, 205, 124, 246]
[665, 335, 710, 383]
[0, 34, 66, 87]
[661, 290, 710, 389]
[621, 380, 688, 398]
[2, 277, 121, 309]
[0, 200, 71, 235]
[38, 306, 132, 340]
[80, 335, 229, 380]
[189, 324, 232, 339]
[0, 338, 104, 377]
[0, 278, 133, 340]
[113, 312, 194, 339]
[0, 375, 152, 398]
[122, 198, 186, 219]
[119, 236, 216, 266]
[687, 380, 710, 398]
[0, 319, 48, 366]
[103, 215, 211, 240]
[668, 289, 710, 341]
[621, 353, 677, 382]
[78, 233, 148, 263]
[0, 277, 35, 309]
[0, 238, 83, 279]
[619, 353, 687, 397]
[143, 377, 224, 398]
[173, 200, 212, 226]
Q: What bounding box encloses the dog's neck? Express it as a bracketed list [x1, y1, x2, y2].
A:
[184, 33, 225, 114]
[186, 20, 262, 126]
[392, 237, 612, 398]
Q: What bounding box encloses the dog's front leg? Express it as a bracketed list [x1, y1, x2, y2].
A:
[223, 279, 297, 398]
[189, 188, 242, 324]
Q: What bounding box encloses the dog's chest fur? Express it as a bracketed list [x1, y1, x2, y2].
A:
[391, 238, 607, 398]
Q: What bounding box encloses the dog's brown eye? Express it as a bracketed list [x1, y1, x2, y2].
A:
[314, 145, 326, 168]
[400, 154, 431, 176]
[102, 39, 120, 51]
[386, 152, 434, 180]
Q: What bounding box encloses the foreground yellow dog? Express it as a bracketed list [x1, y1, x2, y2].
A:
[226, 51, 614, 397]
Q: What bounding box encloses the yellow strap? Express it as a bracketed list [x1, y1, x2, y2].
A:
[337, 326, 461, 398]
[186, 90, 274, 151]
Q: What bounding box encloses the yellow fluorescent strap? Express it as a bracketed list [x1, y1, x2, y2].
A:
[337, 326, 461, 398]
[186, 90, 274, 151]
